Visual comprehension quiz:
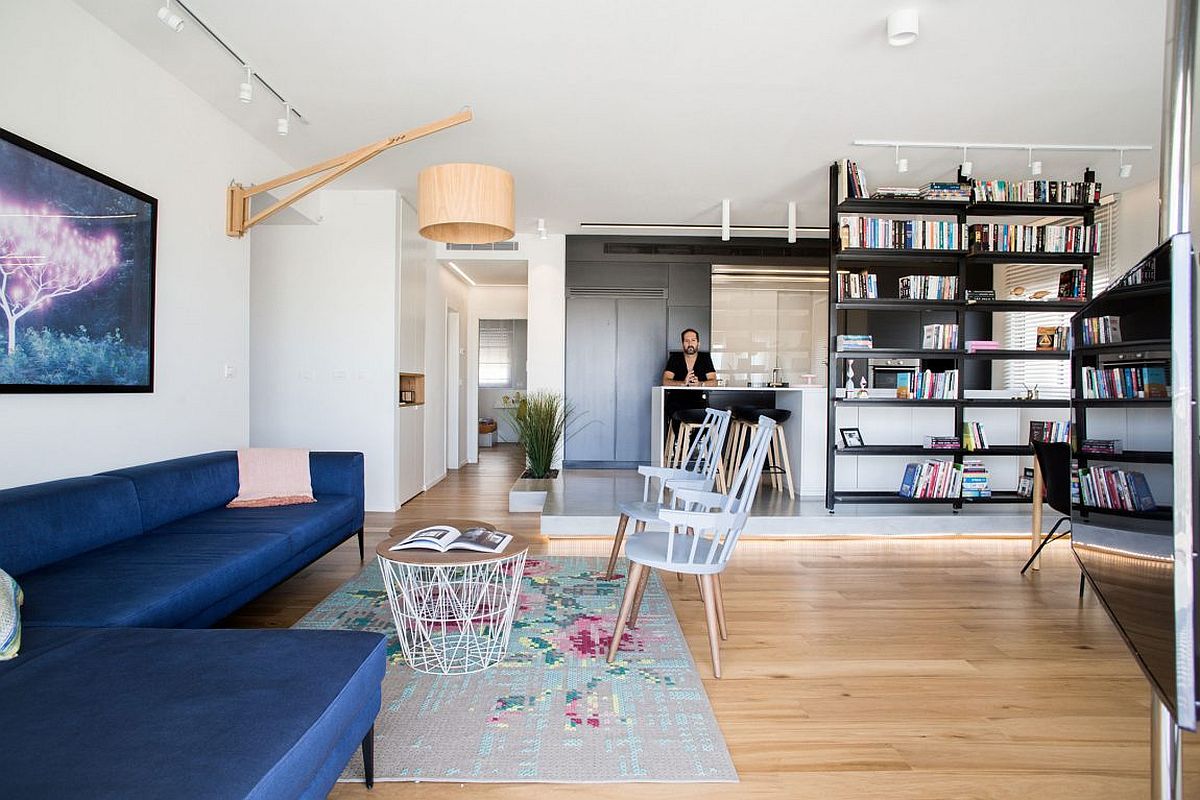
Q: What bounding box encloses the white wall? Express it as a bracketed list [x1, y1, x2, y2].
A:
[0, 0, 292, 488]
[250, 191, 401, 511]
[524, 236, 567, 398]
[1114, 171, 1200, 271]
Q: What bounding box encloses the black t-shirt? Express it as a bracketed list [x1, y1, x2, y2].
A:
[663, 351, 716, 383]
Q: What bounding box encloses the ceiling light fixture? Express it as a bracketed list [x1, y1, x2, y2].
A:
[721, 199, 731, 242]
[886, 9, 919, 47]
[1119, 150, 1133, 178]
[959, 146, 973, 178]
[537, 218, 548, 240]
[238, 66, 253, 103]
[445, 261, 477, 287]
[156, 0, 185, 32]
[787, 201, 797, 244]
[418, 163, 515, 244]
[276, 103, 291, 136]
[894, 145, 909, 173]
[855, 140, 1152, 181]
[577, 222, 828, 237]
[1028, 148, 1042, 176]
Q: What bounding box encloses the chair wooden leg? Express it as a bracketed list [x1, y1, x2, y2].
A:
[714, 573, 728, 640]
[695, 574, 703, 595]
[698, 574, 722, 678]
[663, 423, 676, 467]
[629, 568, 652, 627]
[607, 562, 645, 663]
[776, 427, 795, 498]
[769, 431, 782, 490]
[605, 514, 630, 580]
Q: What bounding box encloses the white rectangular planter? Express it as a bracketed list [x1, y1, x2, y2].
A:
[508, 473, 561, 513]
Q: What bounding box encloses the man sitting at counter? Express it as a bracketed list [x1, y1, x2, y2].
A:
[662, 328, 717, 387]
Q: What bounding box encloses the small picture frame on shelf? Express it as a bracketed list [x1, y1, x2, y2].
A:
[840, 428, 865, 448]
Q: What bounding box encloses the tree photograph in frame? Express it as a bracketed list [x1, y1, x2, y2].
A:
[0, 127, 156, 392]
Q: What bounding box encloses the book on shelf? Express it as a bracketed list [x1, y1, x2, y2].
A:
[836, 334, 874, 351]
[1081, 439, 1124, 455]
[919, 182, 971, 202]
[911, 369, 958, 400]
[1057, 268, 1088, 299]
[970, 179, 1101, 205]
[966, 340, 1000, 352]
[839, 216, 965, 251]
[968, 222, 1101, 254]
[836, 270, 878, 300]
[1076, 465, 1158, 512]
[922, 323, 959, 350]
[1116, 252, 1159, 288]
[899, 459, 964, 499]
[871, 186, 921, 199]
[962, 421, 990, 450]
[389, 525, 513, 554]
[1029, 420, 1071, 444]
[1017, 468, 1035, 498]
[895, 372, 911, 399]
[839, 159, 868, 200]
[899, 274, 958, 300]
[965, 289, 996, 302]
[1080, 363, 1170, 399]
[1079, 316, 1122, 345]
[925, 436, 961, 450]
[960, 459, 992, 498]
[1035, 326, 1069, 351]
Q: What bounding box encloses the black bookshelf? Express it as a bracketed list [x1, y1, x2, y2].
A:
[826, 161, 1097, 511]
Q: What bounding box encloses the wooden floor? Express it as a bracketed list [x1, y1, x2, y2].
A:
[225, 445, 1200, 799]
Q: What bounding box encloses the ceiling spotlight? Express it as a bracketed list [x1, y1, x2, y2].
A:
[537, 218, 548, 240]
[1030, 161, 1042, 176]
[1119, 150, 1133, 178]
[277, 104, 291, 136]
[887, 9, 919, 47]
[894, 145, 908, 173]
[156, 1, 185, 32]
[787, 201, 797, 244]
[959, 147, 972, 179]
[238, 66, 253, 103]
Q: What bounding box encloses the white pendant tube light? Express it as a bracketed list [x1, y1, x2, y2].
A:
[895, 144, 909, 173]
[537, 218, 548, 239]
[787, 201, 797, 243]
[277, 103, 291, 136]
[238, 66, 253, 103]
[1119, 149, 1133, 178]
[887, 9, 919, 47]
[1028, 148, 1043, 176]
[721, 198, 731, 241]
[157, 0, 185, 32]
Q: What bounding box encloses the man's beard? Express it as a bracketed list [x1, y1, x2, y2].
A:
[684, 345, 697, 355]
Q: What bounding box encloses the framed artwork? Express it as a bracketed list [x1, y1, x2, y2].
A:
[839, 427, 865, 448]
[0, 127, 156, 392]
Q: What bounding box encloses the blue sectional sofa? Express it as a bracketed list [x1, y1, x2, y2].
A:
[0, 451, 386, 799]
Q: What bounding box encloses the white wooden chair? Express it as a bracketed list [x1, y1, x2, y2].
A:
[606, 416, 776, 678]
[603, 408, 731, 579]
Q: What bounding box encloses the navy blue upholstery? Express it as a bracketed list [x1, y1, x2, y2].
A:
[0, 626, 386, 799]
[100, 451, 241, 532]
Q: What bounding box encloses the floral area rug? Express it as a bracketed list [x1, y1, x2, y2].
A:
[294, 555, 738, 783]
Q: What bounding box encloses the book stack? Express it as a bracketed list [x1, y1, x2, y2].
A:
[962, 422, 990, 451]
[1035, 326, 1069, 351]
[919, 182, 971, 202]
[911, 369, 958, 400]
[970, 179, 1101, 205]
[922, 323, 959, 350]
[968, 223, 1101, 254]
[960, 459, 991, 498]
[898, 459, 964, 498]
[1079, 316, 1122, 345]
[899, 274, 958, 300]
[871, 187, 920, 199]
[965, 289, 996, 302]
[837, 271, 878, 300]
[1080, 364, 1169, 399]
[1117, 253, 1158, 287]
[840, 217, 966, 250]
[925, 436, 961, 450]
[839, 159, 867, 199]
[836, 334, 874, 351]
[1029, 420, 1071, 443]
[966, 340, 1000, 353]
[1057, 268, 1088, 299]
[1076, 465, 1158, 512]
[1081, 439, 1124, 455]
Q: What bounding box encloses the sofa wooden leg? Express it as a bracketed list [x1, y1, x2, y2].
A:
[357, 528, 365, 563]
[362, 724, 375, 789]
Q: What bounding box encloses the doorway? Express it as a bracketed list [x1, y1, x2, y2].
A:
[446, 308, 461, 469]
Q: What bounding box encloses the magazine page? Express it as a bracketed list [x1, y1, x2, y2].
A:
[449, 528, 513, 554]
[390, 525, 461, 551]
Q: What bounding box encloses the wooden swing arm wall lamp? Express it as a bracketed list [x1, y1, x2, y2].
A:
[225, 108, 473, 238]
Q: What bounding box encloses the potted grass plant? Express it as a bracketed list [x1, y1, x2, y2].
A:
[506, 390, 571, 511]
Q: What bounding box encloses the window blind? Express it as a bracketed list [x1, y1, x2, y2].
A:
[479, 319, 514, 388]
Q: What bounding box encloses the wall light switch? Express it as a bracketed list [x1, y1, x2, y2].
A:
[222, 364, 235, 379]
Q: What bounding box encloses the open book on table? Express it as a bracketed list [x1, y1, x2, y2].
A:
[389, 525, 512, 554]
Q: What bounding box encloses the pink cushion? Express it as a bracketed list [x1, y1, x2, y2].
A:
[227, 448, 316, 508]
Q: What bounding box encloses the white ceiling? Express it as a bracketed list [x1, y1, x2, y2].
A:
[447, 259, 528, 287]
[77, 1, 1168, 236]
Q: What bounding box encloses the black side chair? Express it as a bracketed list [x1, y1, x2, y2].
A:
[1021, 440, 1084, 596]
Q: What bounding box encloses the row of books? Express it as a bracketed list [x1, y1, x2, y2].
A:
[969, 179, 1102, 205]
[1075, 465, 1158, 512]
[899, 274, 958, 299]
[962, 422, 990, 450]
[839, 159, 868, 199]
[1035, 325, 1069, 351]
[1057, 268, 1088, 299]
[1079, 315, 1121, 345]
[922, 323, 959, 350]
[898, 459, 964, 498]
[839, 217, 966, 251]
[1080, 364, 1169, 399]
[837, 270, 879, 300]
[836, 334, 873, 351]
[1029, 420, 1071, 443]
[899, 369, 959, 400]
[1117, 252, 1159, 287]
[960, 459, 992, 498]
[969, 223, 1101, 254]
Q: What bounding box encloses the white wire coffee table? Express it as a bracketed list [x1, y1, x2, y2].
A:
[375, 519, 531, 675]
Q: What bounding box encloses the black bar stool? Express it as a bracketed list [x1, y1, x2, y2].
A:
[727, 406, 794, 497]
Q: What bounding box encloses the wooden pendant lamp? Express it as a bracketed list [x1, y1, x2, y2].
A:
[225, 108, 512, 244]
